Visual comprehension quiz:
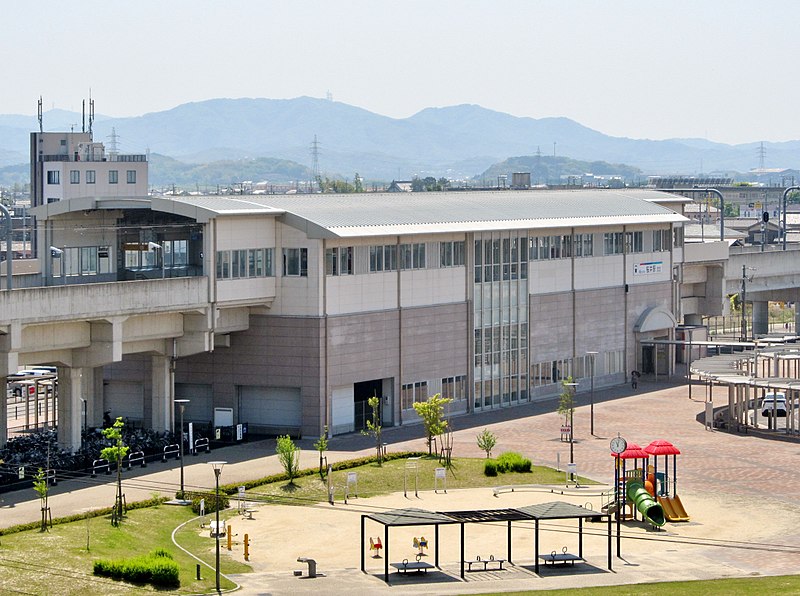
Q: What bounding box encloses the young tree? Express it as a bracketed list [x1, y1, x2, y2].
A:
[32, 468, 50, 532]
[276, 435, 301, 484]
[557, 376, 577, 423]
[362, 395, 384, 465]
[101, 417, 129, 526]
[313, 426, 329, 479]
[476, 428, 497, 459]
[412, 393, 452, 455]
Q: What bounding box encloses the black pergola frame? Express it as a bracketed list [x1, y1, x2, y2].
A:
[361, 501, 612, 584]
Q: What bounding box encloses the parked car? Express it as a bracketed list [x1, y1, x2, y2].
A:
[760, 392, 787, 417]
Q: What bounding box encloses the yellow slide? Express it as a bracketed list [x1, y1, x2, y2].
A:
[657, 495, 690, 522]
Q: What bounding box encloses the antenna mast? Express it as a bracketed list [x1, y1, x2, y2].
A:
[38, 96, 43, 133]
[310, 135, 321, 190]
[758, 141, 766, 171]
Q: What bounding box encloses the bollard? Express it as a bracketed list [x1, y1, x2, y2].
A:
[196, 564, 201, 580]
[244, 533, 250, 561]
[227, 524, 233, 551]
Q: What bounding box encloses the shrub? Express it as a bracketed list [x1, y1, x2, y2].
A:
[484, 460, 498, 476]
[276, 434, 301, 482]
[94, 549, 179, 589]
[188, 492, 229, 515]
[488, 452, 532, 474]
[476, 428, 497, 458]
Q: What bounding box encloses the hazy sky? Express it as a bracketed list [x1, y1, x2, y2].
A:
[3, 1, 797, 145]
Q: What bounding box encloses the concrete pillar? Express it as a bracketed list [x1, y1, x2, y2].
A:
[151, 354, 172, 432]
[57, 367, 87, 451]
[752, 301, 769, 337]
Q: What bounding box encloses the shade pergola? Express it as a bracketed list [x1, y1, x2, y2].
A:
[515, 501, 612, 574]
[361, 502, 611, 583]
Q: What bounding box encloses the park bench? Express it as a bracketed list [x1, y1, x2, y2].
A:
[241, 508, 256, 519]
[466, 554, 506, 571]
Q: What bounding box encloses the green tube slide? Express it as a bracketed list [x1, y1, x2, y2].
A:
[626, 480, 666, 527]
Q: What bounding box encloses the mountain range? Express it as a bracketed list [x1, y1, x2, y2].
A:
[0, 97, 798, 183]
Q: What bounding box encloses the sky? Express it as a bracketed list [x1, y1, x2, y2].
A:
[2, 0, 798, 145]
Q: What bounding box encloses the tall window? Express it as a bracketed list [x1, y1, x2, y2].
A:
[109, 170, 118, 184]
[625, 231, 643, 253]
[575, 233, 594, 257]
[325, 247, 353, 276]
[47, 171, 60, 184]
[673, 226, 684, 248]
[126, 170, 136, 184]
[400, 243, 426, 269]
[653, 229, 671, 251]
[604, 232, 624, 255]
[86, 170, 96, 184]
[440, 241, 465, 267]
[441, 375, 467, 400]
[370, 245, 397, 272]
[69, 170, 80, 184]
[401, 381, 428, 410]
[283, 248, 308, 277]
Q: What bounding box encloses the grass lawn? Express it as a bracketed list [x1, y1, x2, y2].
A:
[0, 503, 250, 595]
[479, 575, 800, 595]
[248, 455, 597, 504]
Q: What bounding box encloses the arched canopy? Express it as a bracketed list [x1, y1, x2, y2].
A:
[634, 306, 677, 333]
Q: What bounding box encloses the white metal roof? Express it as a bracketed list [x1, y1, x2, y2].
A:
[31, 189, 687, 239]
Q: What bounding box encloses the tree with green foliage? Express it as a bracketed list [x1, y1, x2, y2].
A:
[412, 393, 452, 454]
[276, 435, 300, 484]
[361, 395, 384, 465]
[313, 426, 329, 479]
[101, 417, 129, 526]
[557, 376, 577, 422]
[353, 173, 364, 193]
[32, 468, 50, 532]
[476, 428, 497, 458]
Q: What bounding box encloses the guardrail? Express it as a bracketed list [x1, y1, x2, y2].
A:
[91, 458, 110, 477]
[193, 437, 210, 455]
[161, 444, 179, 462]
[125, 450, 146, 470]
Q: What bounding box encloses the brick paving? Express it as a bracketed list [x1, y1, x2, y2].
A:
[3, 376, 800, 594]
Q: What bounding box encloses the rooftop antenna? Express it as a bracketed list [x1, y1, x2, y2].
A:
[88, 91, 95, 136]
[37, 96, 43, 133]
[82, 99, 86, 133]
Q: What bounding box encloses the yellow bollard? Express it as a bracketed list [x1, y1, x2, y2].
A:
[227, 524, 233, 551]
[244, 533, 250, 561]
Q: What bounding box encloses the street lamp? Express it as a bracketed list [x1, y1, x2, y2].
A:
[209, 461, 227, 593]
[587, 352, 598, 436]
[175, 399, 190, 502]
[564, 382, 579, 479]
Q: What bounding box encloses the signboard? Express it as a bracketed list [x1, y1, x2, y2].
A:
[236, 423, 243, 441]
[435, 467, 446, 479]
[188, 422, 194, 454]
[633, 261, 663, 276]
[566, 463, 577, 476]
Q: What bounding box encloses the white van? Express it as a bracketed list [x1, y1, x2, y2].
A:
[760, 392, 787, 417]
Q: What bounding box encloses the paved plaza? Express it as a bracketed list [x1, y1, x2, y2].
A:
[2, 376, 800, 594]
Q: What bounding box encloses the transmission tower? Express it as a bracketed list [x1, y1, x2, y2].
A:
[757, 141, 766, 170]
[108, 127, 120, 157]
[310, 135, 321, 191]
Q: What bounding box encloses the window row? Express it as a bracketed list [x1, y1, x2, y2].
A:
[401, 376, 467, 410]
[216, 248, 274, 279]
[48, 169, 136, 185]
[530, 350, 625, 387]
[325, 247, 353, 276]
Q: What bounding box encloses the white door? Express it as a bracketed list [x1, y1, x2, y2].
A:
[238, 386, 302, 433]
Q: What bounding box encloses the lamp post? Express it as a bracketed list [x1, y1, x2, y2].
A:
[564, 382, 579, 480]
[587, 352, 598, 436]
[175, 399, 190, 502]
[209, 461, 226, 593]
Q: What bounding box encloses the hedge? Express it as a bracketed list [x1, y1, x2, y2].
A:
[484, 452, 532, 476]
[93, 549, 179, 588]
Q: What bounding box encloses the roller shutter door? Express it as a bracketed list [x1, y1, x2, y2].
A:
[238, 386, 302, 434]
[103, 380, 144, 422]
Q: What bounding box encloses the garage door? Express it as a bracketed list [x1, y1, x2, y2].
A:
[238, 386, 302, 434]
[104, 380, 144, 423]
[175, 383, 213, 424]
